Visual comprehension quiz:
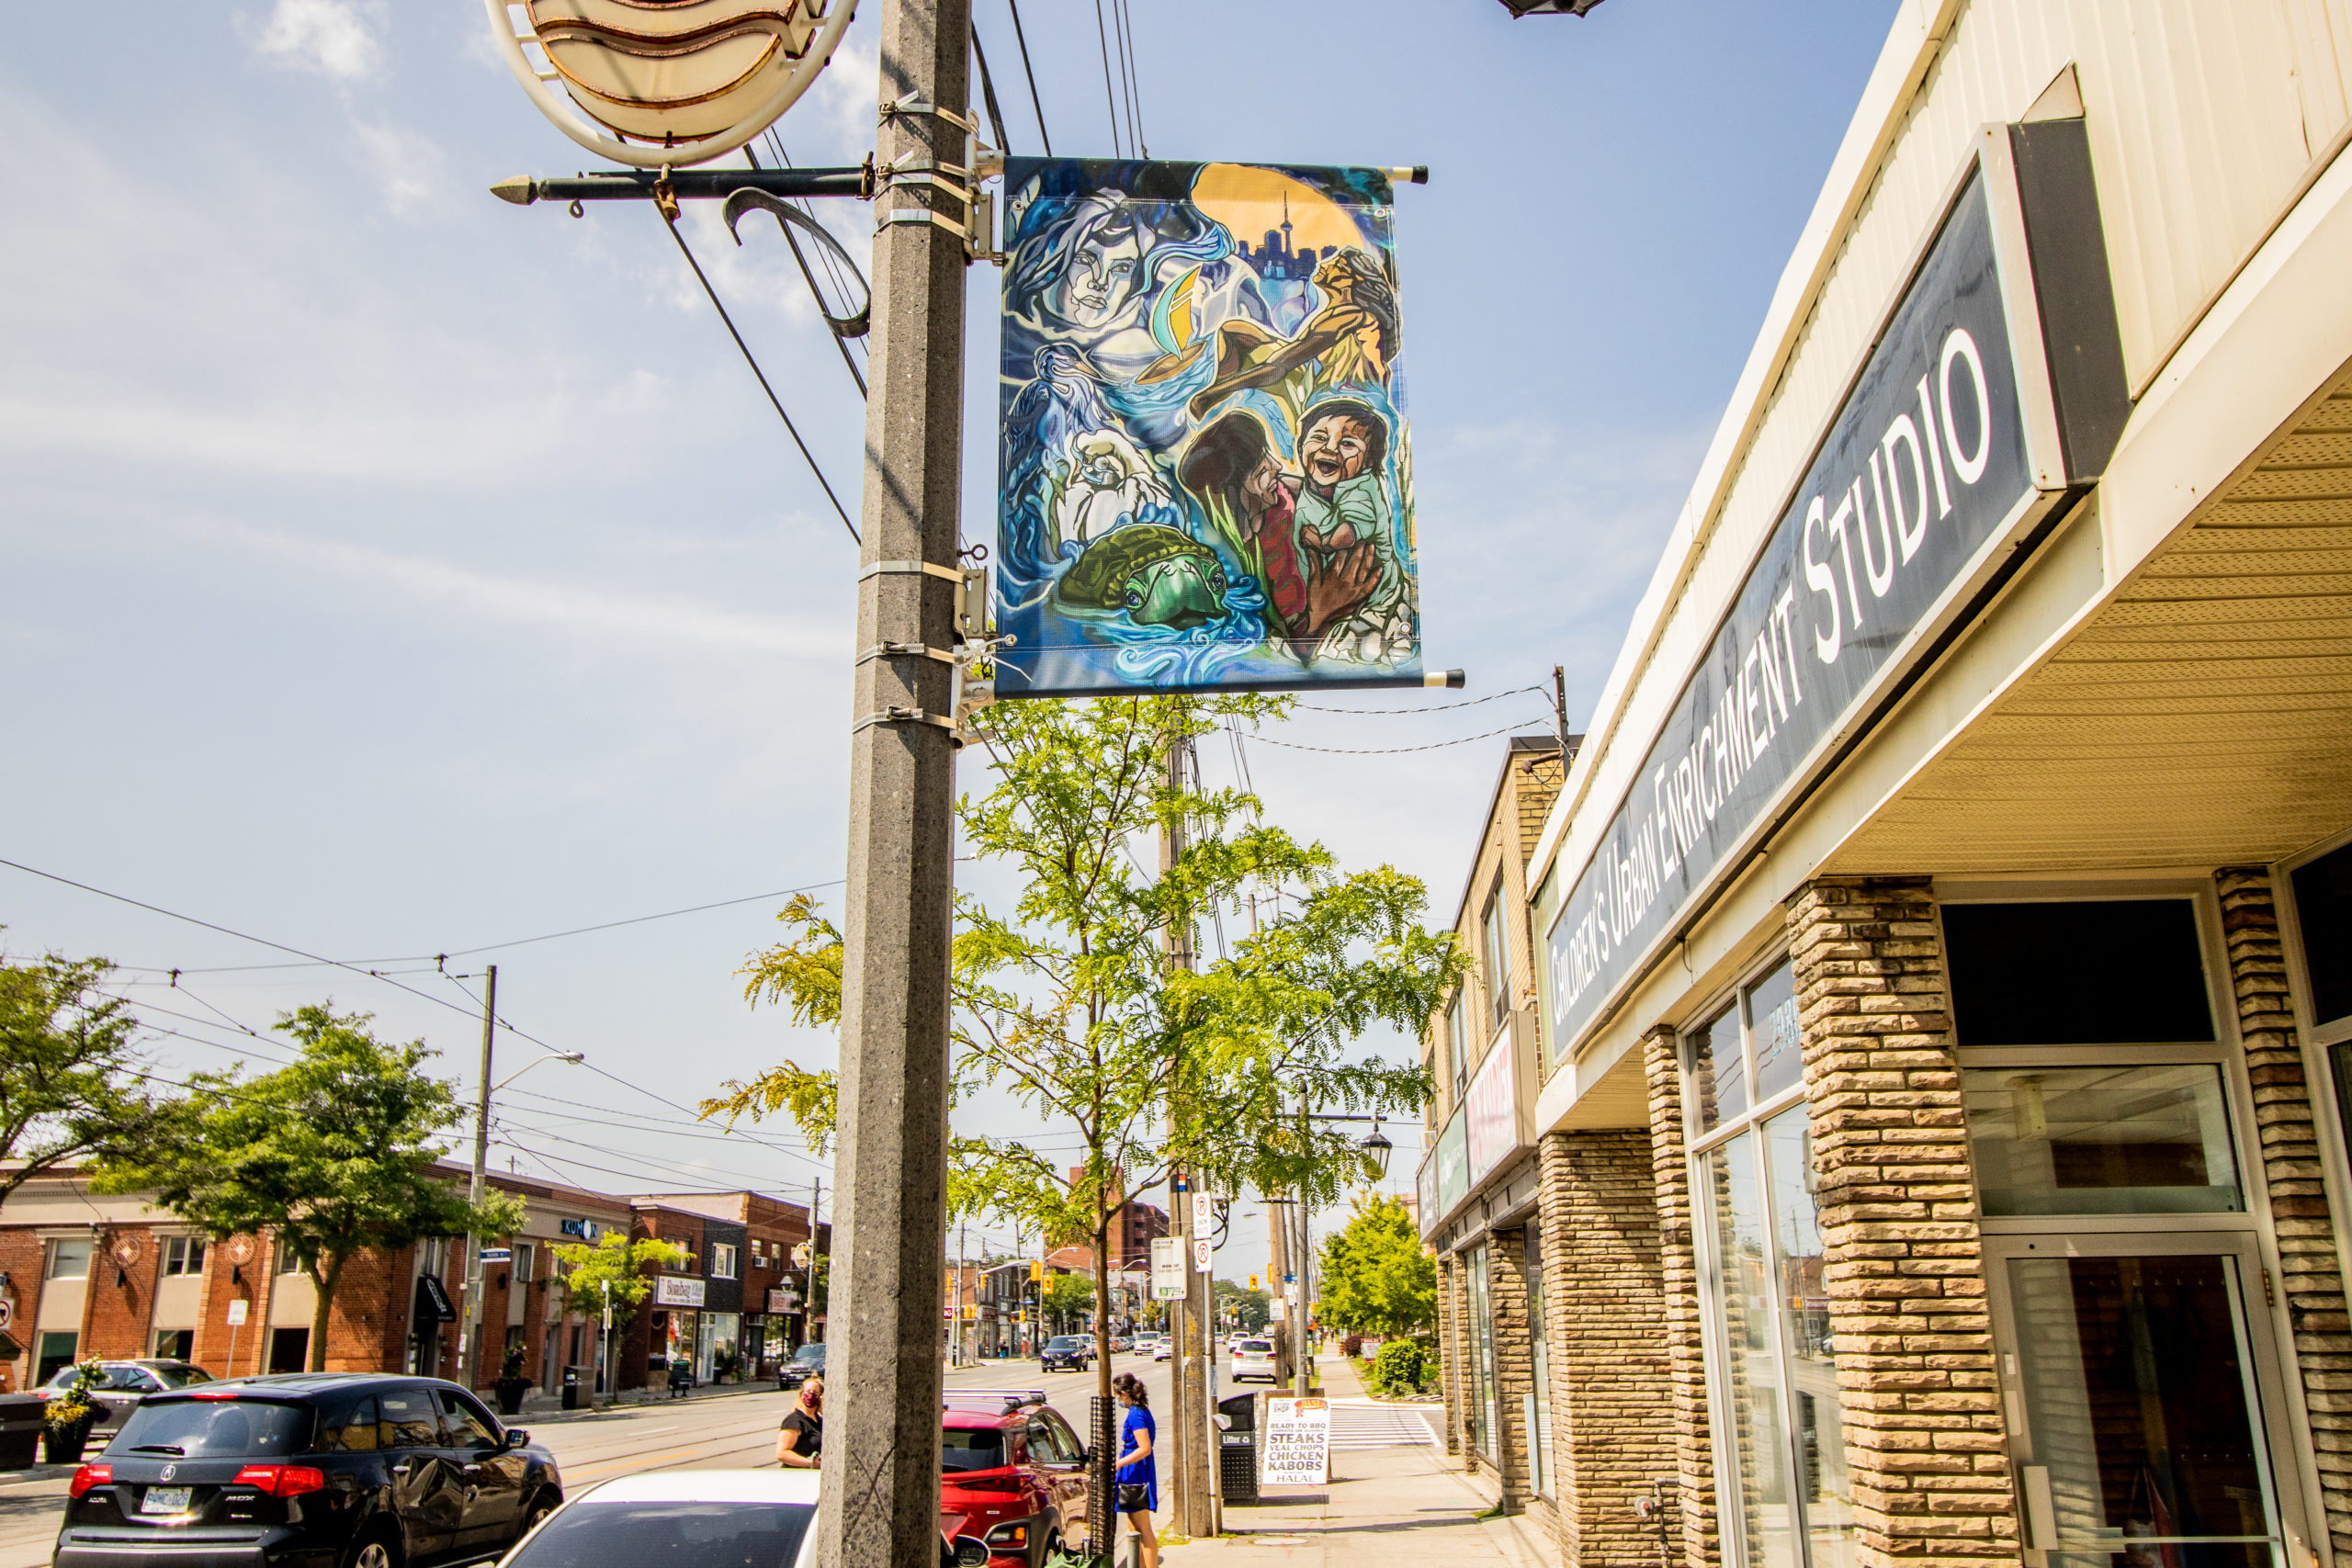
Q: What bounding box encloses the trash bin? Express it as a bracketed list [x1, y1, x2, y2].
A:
[1217, 1392, 1259, 1506]
[0, 1393, 41, 1472]
[560, 1367, 580, 1411]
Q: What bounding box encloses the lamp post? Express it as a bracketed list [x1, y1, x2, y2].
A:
[1287, 1106, 1395, 1397]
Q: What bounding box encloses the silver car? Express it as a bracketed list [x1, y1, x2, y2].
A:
[39, 1359, 212, 1427]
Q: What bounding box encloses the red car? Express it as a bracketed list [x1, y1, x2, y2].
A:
[938, 1391, 1094, 1568]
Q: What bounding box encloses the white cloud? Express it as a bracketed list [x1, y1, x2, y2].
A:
[171, 513, 846, 661]
[252, 0, 382, 81]
[351, 117, 443, 216]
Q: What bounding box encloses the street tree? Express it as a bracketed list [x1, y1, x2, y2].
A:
[549, 1233, 690, 1375]
[1214, 1279, 1272, 1333]
[97, 1005, 526, 1371]
[707, 694, 1462, 1424]
[0, 947, 182, 1208]
[1043, 1270, 1094, 1335]
[1315, 1192, 1437, 1338]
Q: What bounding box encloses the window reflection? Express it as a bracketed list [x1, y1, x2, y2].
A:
[1964, 1066, 2242, 1216]
[1765, 1111, 1855, 1568]
[1712, 1131, 1795, 1568]
[1690, 1004, 1746, 1137]
[1749, 964, 1803, 1104]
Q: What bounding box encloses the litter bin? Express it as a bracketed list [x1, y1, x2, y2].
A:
[1217, 1391, 1259, 1506]
[0, 1393, 41, 1472]
[560, 1367, 580, 1411]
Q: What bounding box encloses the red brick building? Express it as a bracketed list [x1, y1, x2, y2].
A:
[0, 1164, 820, 1400]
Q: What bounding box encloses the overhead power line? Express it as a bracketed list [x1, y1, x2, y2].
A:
[1292, 684, 1552, 717]
[1002, 0, 1053, 154]
[1243, 720, 1559, 756]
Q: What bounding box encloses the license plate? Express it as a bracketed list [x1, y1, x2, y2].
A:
[141, 1487, 193, 1516]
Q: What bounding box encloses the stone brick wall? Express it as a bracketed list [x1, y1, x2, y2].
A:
[83, 1226, 155, 1360]
[1438, 1250, 1471, 1462]
[1790, 875, 2018, 1568]
[2218, 867, 2352, 1559]
[1487, 1225, 1535, 1509]
[1643, 1025, 1722, 1568]
[1536, 1127, 1677, 1568]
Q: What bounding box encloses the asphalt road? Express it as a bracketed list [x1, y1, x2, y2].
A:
[0, 1348, 1207, 1568]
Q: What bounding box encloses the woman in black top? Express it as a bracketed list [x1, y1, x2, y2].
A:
[775, 1375, 823, 1468]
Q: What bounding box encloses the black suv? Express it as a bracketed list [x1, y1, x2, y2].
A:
[776, 1342, 825, 1391]
[1037, 1337, 1091, 1373]
[55, 1373, 560, 1568]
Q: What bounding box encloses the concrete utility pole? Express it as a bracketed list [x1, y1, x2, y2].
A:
[458, 964, 498, 1390]
[817, 0, 967, 1558]
[1161, 738, 1215, 1537]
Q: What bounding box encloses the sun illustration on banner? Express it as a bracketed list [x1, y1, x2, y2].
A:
[996, 159, 1420, 698]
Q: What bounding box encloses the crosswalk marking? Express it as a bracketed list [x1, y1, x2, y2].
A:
[1323, 1398, 1439, 1449]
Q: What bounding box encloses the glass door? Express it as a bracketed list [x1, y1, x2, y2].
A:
[1986, 1233, 2308, 1568]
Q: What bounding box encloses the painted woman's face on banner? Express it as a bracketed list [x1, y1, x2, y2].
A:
[1049, 222, 1145, 328]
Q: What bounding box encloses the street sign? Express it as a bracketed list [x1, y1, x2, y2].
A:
[479, 1247, 512, 1263]
[226, 1299, 249, 1325]
[1193, 1238, 1213, 1274]
[1150, 1237, 1184, 1301]
[0, 1298, 12, 1330]
[1261, 1398, 1330, 1487]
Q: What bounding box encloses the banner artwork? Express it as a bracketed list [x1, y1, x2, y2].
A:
[994, 159, 1422, 696]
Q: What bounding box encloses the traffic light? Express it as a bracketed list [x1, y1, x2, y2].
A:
[1029, 1260, 1044, 1282]
[1249, 1274, 1259, 1291]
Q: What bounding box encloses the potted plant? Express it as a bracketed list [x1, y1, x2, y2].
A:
[41, 1359, 103, 1465]
[492, 1344, 531, 1416]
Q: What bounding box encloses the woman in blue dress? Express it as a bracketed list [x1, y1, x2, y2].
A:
[1113, 1371, 1159, 1567]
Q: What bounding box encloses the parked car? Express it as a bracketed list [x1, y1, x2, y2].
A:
[1230, 1337, 1277, 1383]
[39, 1361, 212, 1428]
[1036, 1337, 1091, 1374]
[499, 1469, 981, 1568]
[53, 1373, 560, 1568]
[777, 1342, 826, 1391]
[940, 1392, 1092, 1568]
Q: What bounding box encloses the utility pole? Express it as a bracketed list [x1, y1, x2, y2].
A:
[1161, 736, 1215, 1538]
[805, 1175, 822, 1349]
[816, 0, 967, 1555]
[458, 964, 498, 1391]
[1268, 1199, 1292, 1387]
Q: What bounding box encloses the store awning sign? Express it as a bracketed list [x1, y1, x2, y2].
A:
[995, 160, 1425, 696]
[1544, 122, 2130, 1052]
[1464, 1034, 1519, 1186]
[656, 1276, 707, 1308]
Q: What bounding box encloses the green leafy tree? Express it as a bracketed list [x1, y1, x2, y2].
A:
[1043, 1270, 1094, 1334]
[1315, 1193, 1436, 1338]
[1215, 1279, 1272, 1333]
[707, 695, 1463, 1417]
[548, 1233, 690, 1321]
[0, 948, 183, 1208]
[96, 1005, 526, 1371]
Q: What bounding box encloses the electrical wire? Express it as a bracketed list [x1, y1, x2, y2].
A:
[1002, 0, 1052, 155]
[1291, 684, 1552, 716]
[1112, 0, 1146, 158]
[657, 206, 860, 546]
[1241, 720, 1555, 756]
[969, 20, 1012, 154]
[1090, 0, 1125, 156]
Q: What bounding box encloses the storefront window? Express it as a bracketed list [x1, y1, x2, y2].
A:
[1964, 1065, 2242, 1216]
[1690, 958, 1857, 1568]
[1466, 1244, 1498, 1461]
[2290, 841, 2352, 1032]
[1525, 1234, 1551, 1496]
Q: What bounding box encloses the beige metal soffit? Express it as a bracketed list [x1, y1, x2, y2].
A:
[1524, 0, 1966, 885]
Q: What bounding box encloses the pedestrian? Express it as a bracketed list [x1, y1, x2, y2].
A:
[775, 1374, 823, 1469]
[1112, 1371, 1158, 1568]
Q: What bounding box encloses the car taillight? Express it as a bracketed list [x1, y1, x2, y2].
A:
[233, 1465, 328, 1497]
[944, 1472, 1023, 1494]
[70, 1465, 112, 1499]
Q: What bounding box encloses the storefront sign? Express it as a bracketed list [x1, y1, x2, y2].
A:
[766, 1288, 798, 1314]
[1434, 1109, 1468, 1224]
[1545, 127, 2127, 1052]
[656, 1276, 707, 1308]
[559, 1218, 601, 1241]
[1464, 1034, 1519, 1186]
[1261, 1397, 1330, 1487]
[995, 159, 1425, 697]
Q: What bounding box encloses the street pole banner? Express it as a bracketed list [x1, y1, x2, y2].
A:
[1151, 1236, 1185, 1300]
[995, 160, 1422, 696]
[1261, 1397, 1329, 1486]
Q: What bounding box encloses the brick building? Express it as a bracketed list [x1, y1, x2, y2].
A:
[0, 1165, 820, 1400]
[1421, 9, 2352, 1568]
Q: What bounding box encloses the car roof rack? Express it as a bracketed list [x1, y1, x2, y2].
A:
[945, 1389, 1048, 1414]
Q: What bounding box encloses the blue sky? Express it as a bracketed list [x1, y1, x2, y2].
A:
[0, 0, 1893, 1273]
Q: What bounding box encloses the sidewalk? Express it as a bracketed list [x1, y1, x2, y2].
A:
[1159, 1353, 1549, 1567]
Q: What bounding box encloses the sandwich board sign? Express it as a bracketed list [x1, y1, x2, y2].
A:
[1261, 1397, 1330, 1486]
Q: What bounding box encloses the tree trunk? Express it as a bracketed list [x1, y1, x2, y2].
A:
[308, 1255, 345, 1373]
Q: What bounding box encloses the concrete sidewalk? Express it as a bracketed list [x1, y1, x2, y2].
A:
[1162, 1441, 1547, 1566]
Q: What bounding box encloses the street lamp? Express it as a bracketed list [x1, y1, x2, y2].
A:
[1359, 1122, 1395, 1181]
